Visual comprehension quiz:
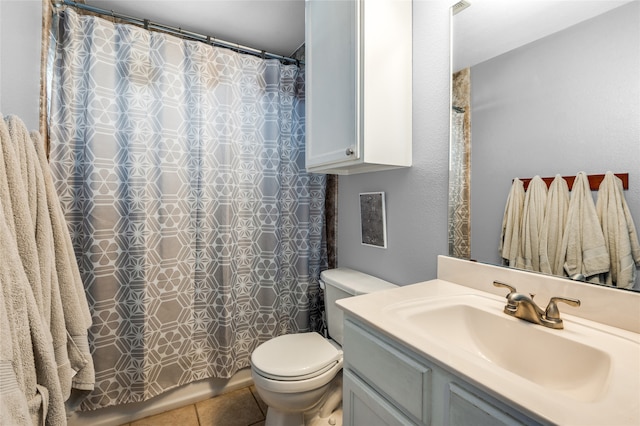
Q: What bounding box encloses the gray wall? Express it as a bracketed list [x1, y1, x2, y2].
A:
[470, 2, 640, 274]
[336, 1, 452, 285]
[0, 0, 42, 130]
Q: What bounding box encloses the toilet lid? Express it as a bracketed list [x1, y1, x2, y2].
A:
[251, 332, 342, 381]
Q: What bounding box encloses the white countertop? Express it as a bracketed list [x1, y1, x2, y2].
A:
[337, 278, 640, 426]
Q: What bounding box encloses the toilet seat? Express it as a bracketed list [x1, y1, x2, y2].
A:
[251, 332, 342, 381]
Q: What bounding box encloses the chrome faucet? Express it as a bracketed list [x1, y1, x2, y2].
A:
[493, 281, 580, 329]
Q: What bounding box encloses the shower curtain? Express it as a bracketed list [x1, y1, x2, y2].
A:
[449, 69, 471, 259]
[48, 9, 326, 410]
[449, 109, 470, 258]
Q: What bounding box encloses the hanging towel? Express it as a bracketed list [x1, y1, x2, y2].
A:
[5, 116, 77, 398]
[32, 129, 95, 394]
[596, 171, 640, 288]
[0, 119, 67, 426]
[516, 176, 547, 272]
[499, 178, 525, 267]
[561, 172, 610, 282]
[0, 234, 31, 426]
[1, 115, 46, 316]
[1, 115, 94, 422]
[539, 175, 570, 276]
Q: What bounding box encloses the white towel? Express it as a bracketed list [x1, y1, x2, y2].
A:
[32, 130, 95, 394]
[0, 117, 67, 426]
[0, 272, 31, 425]
[1, 115, 94, 422]
[596, 172, 640, 288]
[539, 175, 570, 276]
[561, 172, 610, 281]
[499, 178, 525, 267]
[516, 176, 547, 272]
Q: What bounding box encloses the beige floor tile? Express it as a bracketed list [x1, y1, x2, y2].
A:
[196, 387, 265, 426]
[249, 385, 268, 416]
[130, 405, 199, 426]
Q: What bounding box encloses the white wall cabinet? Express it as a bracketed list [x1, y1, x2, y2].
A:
[342, 318, 548, 426]
[305, 0, 412, 175]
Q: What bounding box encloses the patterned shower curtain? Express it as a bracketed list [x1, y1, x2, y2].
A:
[449, 69, 471, 259]
[48, 9, 326, 410]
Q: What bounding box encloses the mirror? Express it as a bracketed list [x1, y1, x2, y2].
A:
[449, 0, 640, 291]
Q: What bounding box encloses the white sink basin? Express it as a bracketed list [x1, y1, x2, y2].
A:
[384, 294, 615, 402]
[339, 277, 640, 425]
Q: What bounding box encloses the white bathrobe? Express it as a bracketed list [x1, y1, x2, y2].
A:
[539, 175, 570, 276]
[561, 172, 610, 282]
[596, 172, 640, 289]
[499, 178, 525, 267]
[516, 176, 547, 272]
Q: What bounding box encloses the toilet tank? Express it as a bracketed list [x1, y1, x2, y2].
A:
[320, 268, 397, 345]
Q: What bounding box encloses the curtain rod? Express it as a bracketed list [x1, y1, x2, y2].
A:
[55, 0, 303, 65]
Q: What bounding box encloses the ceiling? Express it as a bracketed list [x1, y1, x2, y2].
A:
[83, 1, 632, 67]
[452, 0, 634, 71]
[84, 0, 306, 58]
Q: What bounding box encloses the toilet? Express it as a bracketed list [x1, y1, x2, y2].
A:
[250, 268, 397, 426]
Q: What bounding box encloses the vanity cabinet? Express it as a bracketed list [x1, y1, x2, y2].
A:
[304, 0, 412, 175]
[343, 319, 546, 426]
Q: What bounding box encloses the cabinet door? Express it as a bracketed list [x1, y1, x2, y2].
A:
[446, 383, 534, 426]
[344, 320, 431, 424]
[305, 0, 360, 169]
[344, 370, 415, 426]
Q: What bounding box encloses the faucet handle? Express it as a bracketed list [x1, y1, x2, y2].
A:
[545, 296, 581, 321]
[493, 281, 518, 310]
[493, 281, 516, 294]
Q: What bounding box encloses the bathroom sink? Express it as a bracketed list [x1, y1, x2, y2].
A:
[339, 275, 640, 425]
[383, 294, 613, 402]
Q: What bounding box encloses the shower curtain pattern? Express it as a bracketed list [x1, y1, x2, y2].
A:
[449, 69, 471, 259]
[49, 9, 326, 410]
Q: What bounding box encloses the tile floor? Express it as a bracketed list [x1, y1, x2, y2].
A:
[121, 386, 267, 426]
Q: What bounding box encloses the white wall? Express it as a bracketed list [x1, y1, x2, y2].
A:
[0, 0, 42, 130]
[336, 1, 452, 285]
[470, 2, 640, 275]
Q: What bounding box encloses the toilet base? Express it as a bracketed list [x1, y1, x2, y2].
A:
[264, 401, 343, 426]
[262, 372, 343, 426]
[265, 408, 305, 426]
[305, 406, 343, 426]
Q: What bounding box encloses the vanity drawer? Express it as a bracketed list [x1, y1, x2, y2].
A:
[343, 319, 432, 425]
[447, 383, 532, 426]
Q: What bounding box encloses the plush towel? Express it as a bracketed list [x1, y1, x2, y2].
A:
[0, 120, 66, 425]
[596, 171, 640, 289]
[561, 172, 610, 281]
[6, 117, 77, 399]
[1, 115, 94, 423]
[0, 216, 67, 426]
[539, 175, 570, 276]
[1, 116, 45, 316]
[32, 130, 95, 393]
[4, 115, 75, 397]
[516, 176, 547, 272]
[499, 178, 525, 267]
[0, 230, 31, 426]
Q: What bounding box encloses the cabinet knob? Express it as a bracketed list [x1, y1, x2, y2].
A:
[345, 148, 354, 156]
